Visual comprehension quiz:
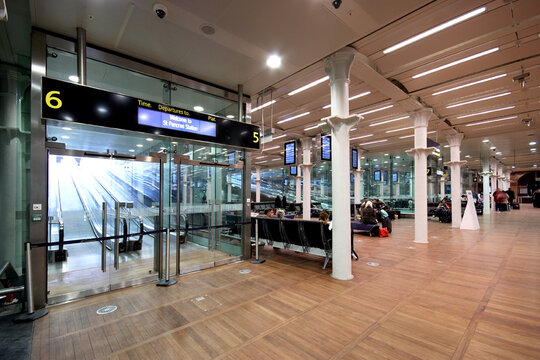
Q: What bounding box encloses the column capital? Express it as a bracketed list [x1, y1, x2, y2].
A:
[322, 114, 360, 131]
[300, 163, 314, 170]
[479, 171, 492, 176]
[300, 137, 312, 148]
[405, 147, 436, 156]
[408, 107, 432, 128]
[446, 133, 464, 147]
[323, 47, 357, 83]
[353, 169, 365, 174]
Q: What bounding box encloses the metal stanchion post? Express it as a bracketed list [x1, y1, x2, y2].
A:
[157, 228, 177, 286]
[15, 242, 48, 322]
[250, 218, 265, 264]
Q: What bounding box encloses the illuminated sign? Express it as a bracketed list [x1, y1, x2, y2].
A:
[352, 149, 358, 169]
[284, 141, 296, 165]
[290, 165, 297, 176]
[138, 108, 216, 136]
[321, 135, 331, 161]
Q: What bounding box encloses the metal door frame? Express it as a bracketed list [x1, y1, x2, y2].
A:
[46, 145, 166, 304]
[173, 155, 243, 275]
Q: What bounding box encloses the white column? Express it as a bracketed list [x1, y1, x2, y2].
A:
[445, 133, 466, 228]
[295, 167, 302, 203]
[481, 157, 491, 215]
[405, 108, 434, 244]
[353, 149, 364, 206]
[300, 137, 313, 220]
[255, 166, 261, 202]
[324, 47, 359, 281]
[440, 177, 446, 200]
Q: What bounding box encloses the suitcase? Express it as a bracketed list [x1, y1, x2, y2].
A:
[439, 210, 452, 223]
[512, 203, 520, 209]
[381, 216, 392, 233]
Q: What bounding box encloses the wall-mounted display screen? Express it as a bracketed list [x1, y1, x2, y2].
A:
[350, 174, 354, 183]
[436, 169, 444, 176]
[290, 165, 297, 176]
[351, 149, 358, 169]
[138, 108, 216, 136]
[284, 141, 296, 165]
[392, 172, 398, 182]
[321, 135, 331, 161]
[383, 171, 388, 182]
[374, 170, 381, 181]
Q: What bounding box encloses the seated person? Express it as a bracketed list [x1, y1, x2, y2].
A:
[319, 211, 330, 224]
[433, 199, 450, 217]
[360, 201, 378, 225]
[276, 209, 285, 219]
[264, 208, 275, 218]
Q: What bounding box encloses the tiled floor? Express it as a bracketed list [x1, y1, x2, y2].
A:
[32, 205, 540, 359]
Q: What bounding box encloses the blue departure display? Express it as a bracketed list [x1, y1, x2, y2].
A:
[321, 135, 331, 161]
[374, 170, 381, 181]
[392, 172, 398, 182]
[290, 165, 297, 176]
[138, 107, 216, 137]
[284, 141, 296, 165]
[352, 149, 358, 169]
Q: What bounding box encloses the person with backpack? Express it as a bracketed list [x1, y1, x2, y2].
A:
[493, 188, 509, 212]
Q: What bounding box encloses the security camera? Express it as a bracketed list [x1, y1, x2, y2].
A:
[332, 0, 342, 9]
[153, 3, 167, 19]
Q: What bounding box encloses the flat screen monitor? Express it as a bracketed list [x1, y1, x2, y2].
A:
[284, 179, 289, 186]
[392, 172, 398, 182]
[228, 152, 234, 164]
[374, 170, 381, 182]
[290, 165, 297, 176]
[321, 135, 331, 161]
[383, 171, 388, 182]
[284, 141, 296, 165]
[351, 149, 358, 169]
[350, 173, 354, 183]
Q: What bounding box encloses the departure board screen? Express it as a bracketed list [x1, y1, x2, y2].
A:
[374, 170, 381, 182]
[284, 141, 296, 165]
[392, 172, 398, 182]
[321, 135, 331, 161]
[290, 165, 297, 176]
[351, 149, 358, 169]
[138, 108, 216, 136]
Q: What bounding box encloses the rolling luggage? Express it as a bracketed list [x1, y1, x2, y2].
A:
[381, 216, 392, 233]
[439, 210, 451, 223]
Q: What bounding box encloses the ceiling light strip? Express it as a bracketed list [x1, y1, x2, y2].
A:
[322, 91, 371, 109]
[385, 126, 414, 133]
[399, 130, 436, 139]
[457, 105, 515, 119]
[383, 7, 486, 54]
[446, 92, 511, 108]
[350, 134, 374, 140]
[357, 104, 394, 116]
[465, 115, 518, 126]
[412, 47, 499, 79]
[262, 145, 280, 151]
[288, 76, 329, 96]
[432, 74, 506, 95]
[358, 139, 388, 146]
[251, 100, 276, 112]
[277, 111, 310, 124]
[369, 116, 409, 127]
[304, 123, 322, 131]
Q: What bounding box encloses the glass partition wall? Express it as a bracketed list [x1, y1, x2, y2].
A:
[44, 44, 247, 303]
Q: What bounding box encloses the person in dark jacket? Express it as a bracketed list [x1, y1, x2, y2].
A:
[506, 188, 515, 208]
[360, 201, 378, 225]
[282, 194, 288, 208]
[274, 195, 282, 209]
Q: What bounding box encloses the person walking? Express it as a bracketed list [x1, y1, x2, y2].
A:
[493, 188, 509, 212]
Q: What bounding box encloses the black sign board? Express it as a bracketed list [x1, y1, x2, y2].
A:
[41, 77, 260, 149]
[351, 149, 358, 169]
[321, 135, 331, 161]
[284, 141, 296, 165]
[427, 167, 433, 176]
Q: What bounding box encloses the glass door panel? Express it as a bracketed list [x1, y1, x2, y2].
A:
[47, 152, 161, 303]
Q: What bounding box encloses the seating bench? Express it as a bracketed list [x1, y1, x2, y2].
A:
[251, 217, 358, 269]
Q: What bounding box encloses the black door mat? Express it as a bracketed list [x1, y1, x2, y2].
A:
[0, 313, 33, 360]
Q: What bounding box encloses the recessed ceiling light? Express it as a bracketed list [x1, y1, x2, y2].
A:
[465, 155, 471, 158]
[496, 151, 502, 155]
[432, 74, 507, 96]
[383, 7, 486, 54]
[529, 141, 537, 146]
[446, 92, 511, 108]
[386, 126, 413, 133]
[62, 127, 72, 131]
[194, 105, 204, 112]
[60, 135, 70, 139]
[358, 105, 394, 117]
[266, 54, 282, 69]
[412, 47, 499, 79]
[128, 149, 135, 152]
[226, 115, 234, 119]
[396, 156, 401, 159]
[512, 165, 516, 168]
[136, 144, 143, 147]
[97, 106, 108, 113]
[457, 106, 515, 119]
[384, 153, 389, 156]
[277, 112, 310, 124]
[373, 159, 378, 161]
[482, 139, 489, 143]
[490, 146, 496, 150]
[360, 156, 365, 159]
[146, 138, 153, 141]
[532, 148, 537, 152]
[288, 76, 329, 96]
[251, 100, 276, 112]
[304, 123, 322, 131]
[443, 145, 450, 148]
[262, 146, 280, 151]
[350, 134, 373, 140]
[465, 115, 518, 126]
[68, 75, 79, 82]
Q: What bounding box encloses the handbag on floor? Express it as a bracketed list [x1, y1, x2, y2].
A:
[379, 227, 389, 237]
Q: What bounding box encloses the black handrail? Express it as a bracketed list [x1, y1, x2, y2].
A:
[33, 221, 252, 248]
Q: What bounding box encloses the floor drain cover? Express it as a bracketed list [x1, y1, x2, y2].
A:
[239, 269, 252, 274]
[406, 246, 416, 249]
[96, 305, 117, 315]
[436, 260, 445, 264]
[366, 262, 380, 267]
[190, 295, 222, 312]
